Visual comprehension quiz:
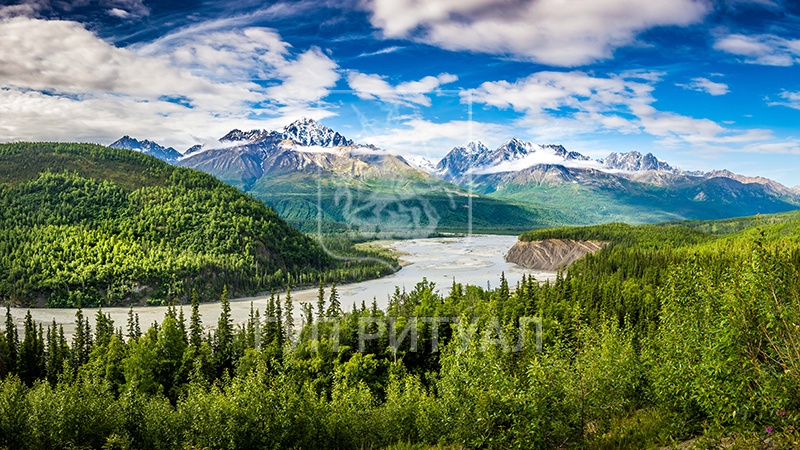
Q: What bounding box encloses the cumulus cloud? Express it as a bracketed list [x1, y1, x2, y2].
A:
[0, 0, 149, 19]
[677, 77, 730, 96]
[714, 33, 800, 66]
[465, 70, 778, 150]
[0, 16, 341, 148]
[139, 26, 340, 106]
[362, 0, 710, 66]
[356, 118, 511, 157]
[346, 72, 458, 106]
[767, 90, 800, 110]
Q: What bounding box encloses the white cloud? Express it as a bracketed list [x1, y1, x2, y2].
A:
[0, 16, 341, 148]
[362, 0, 710, 66]
[714, 33, 800, 66]
[767, 90, 800, 110]
[357, 118, 511, 157]
[472, 148, 604, 174]
[108, 8, 130, 18]
[466, 70, 780, 151]
[346, 72, 458, 106]
[0, 18, 253, 109]
[678, 77, 730, 96]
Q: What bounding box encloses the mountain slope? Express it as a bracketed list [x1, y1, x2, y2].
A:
[437, 139, 800, 224]
[177, 119, 564, 233]
[0, 142, 393, 307]
[109, 135, 182, 162]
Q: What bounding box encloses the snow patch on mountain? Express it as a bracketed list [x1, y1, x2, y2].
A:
[473, 149, 603, 175]
[602, 151, 677, 173]
[282, 117, 353, 147]
[109, 135, 182, 162]
[405, 155, 438, 174]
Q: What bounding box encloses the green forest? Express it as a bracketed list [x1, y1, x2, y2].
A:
[2, 211, 800, 448]
[0, 143, 397, 307]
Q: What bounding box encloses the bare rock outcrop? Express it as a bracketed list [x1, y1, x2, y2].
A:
[505, 239, 608, 271]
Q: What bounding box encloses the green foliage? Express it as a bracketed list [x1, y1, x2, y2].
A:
[0, 143, 399, 307]
[1, 211, 800, 448]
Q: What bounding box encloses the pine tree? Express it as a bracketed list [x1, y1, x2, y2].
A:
[300, 302, 313, 328]
[498, 271, 510, 307]
[72, 306, 89, 371]
[189, 288, 203, 348]
[45, 320, 64, 385]
[18, 311, 43, 384]
[127, 306, 138, 342]
[0, 326, 10, 378]
[327, 282, 341, 318]
[247, 301, 256, 348]
[178, 307, 187, 344]
[215, 286, 233, 369]
[95, 309, 114, 349]
[316, 280, 326, 320]
[4, 305, 18, 374]
[284, 286, 294, 342]
[275, 295, 284, 346]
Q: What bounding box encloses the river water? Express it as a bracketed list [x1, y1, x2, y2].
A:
[7, 235, 555, 337]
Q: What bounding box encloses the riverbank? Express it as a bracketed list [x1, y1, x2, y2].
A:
[6, 235, 556, 338]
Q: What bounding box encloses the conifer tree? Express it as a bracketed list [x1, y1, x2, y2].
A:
[327, 283, 341, 318]
[215, 286, 232, 369]
[72, 306, 90, 370]
[18, 311, 43, 384]
[189, 289, 203, 348]
[126, 306, 138, 342]
[284, 286, 294, 342]
[4, 305, 18, 373]
[316, 280, 326, 320]
[275, 295, 284, 346]
[178, 307, 187, 343]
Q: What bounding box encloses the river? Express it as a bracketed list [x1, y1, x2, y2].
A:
[6, 234, 556, 337]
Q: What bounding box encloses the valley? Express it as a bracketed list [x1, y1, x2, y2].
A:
[112, 118, 800, 231]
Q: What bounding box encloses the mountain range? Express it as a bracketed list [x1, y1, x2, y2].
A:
[110, 118, 800, 230]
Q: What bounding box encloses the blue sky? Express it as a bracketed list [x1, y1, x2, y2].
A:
[1, 0, 799, 185]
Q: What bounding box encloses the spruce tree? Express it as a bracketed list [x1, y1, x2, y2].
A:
[178, 307, 187, 344]
[72, 306, 88, 371]
[127, 306, 137, 342]
[18, 311, 42, 384]
[4, 305, 18, 374]
[316, 280, 326, 320]
[284, 286, 294, 342]
[275, 295, 284, 346]
[189, 289, 203, 348]
[215, 286, 232, 369]
[327, 282, 341, 318]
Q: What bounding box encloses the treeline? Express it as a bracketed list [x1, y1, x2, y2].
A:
[1, 217, 800, 448]
[0, 143, 397, 307]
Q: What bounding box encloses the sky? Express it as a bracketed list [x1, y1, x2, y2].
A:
[1, 0, 799, 185]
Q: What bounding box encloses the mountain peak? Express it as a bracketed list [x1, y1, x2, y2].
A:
[603, 151, 676, 173]
[282, 118, 353, 147]
[464, 141, 489, 155]
[109, 136, 181, 162]
[219, 129, 277, 143]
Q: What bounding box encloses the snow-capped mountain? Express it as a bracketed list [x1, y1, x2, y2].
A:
[437, 138, 593, 183]
[219, 129, 279, 144]
[282, 117, 353, 147]
[216, 118, 353, 148]
[602, 151, 677, 173]
[436, 141, 490, 180]
[404, 155, 438, 174]
[109, 136, 182, 162]
[111, 121, 800, 228]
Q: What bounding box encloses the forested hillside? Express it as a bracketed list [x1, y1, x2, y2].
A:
[0, 143, 395, 307]
[1, 212, 799, 448]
